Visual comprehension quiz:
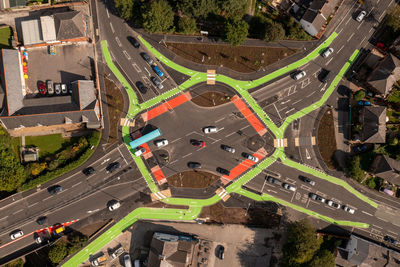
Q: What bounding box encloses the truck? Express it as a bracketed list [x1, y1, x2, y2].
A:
[91, 255, 107, 266]
[52, 225, 65, 236]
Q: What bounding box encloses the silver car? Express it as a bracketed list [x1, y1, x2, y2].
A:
[293, 71, 306, 80]
[10, 230, 24, 240]
[151, 77, 164, 89]
[356, 10, 366, 22]
[221, 144, 235, 153]
[54, 83, 62, 95]
[322, 47, 334, 58]
[46, 80, 54, 95]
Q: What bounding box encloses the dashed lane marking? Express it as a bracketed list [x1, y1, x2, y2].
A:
[123, 50, 131, 60]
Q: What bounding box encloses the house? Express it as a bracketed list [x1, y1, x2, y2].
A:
[0, 0, 26, 9]
[147, 232, 198, 267]
[371, 154, 400, 184]
[22, 148, 39, 163]
[298, 0, 340, 37]
[0, 49, 101, 135]
[20, 10, 88, 47]
[366, 53, 400, 97]
[360, 106, 386, 143]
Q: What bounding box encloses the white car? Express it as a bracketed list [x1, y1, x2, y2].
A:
[293, 71, 306, 80]
[343, 205, 355, 214]
[10, 230, 24, 240]
[61, 84, 67, 94]
[322, 47, 334, 58]
[203, 126, 218, 134]
[242, 152, 259, 163]
[327, 200, 341, 209]
[283, 183, 296, 192]
[108, 201, 121, 211]
[134, 147, 146, 156]
[154, 139, 168, 147]
[356, 10, 366, 22]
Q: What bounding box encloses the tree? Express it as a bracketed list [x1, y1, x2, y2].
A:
[224, 17, 249, 46]
[347, 155, 365, 182]
[142, 0, 175, 33]
[249, 15, 267, 39]
[386, 5, 400, 32]
[307, 249, 335, 267]
[219, 0, 247, 17]
[48, 241, 68, 264]
[365, 177, 376, 190]
[282, 219, 322, 266]
[264, 22, 285, 42]
[177, 0, 219, 18]
[0, 147, 27, 192]
[5, 258, 25, 267]
[389, 137, 398, 146]
[353, 90, 365, 101]
[178, 17, 198, 34]
[114, 0, 135, 21]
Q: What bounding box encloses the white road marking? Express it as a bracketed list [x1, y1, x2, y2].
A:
[377, 217, 389, 222]
[144, 67, 151, 77]
[169, 160, 178, 165]
[182, 153, 192, 158]
[132, 63, 141, 73]
[225, 132, 236, 138]
[280, 99, 291, 105]
[300, 185, 311, 191]
[72, 181, 82, 188]
[185, 131, 197, 136]
[357, 20, 364, 30]
[362, 210, 373, 216]
[211, 139, 221, 144]
[123, 50, 131, 60]
[215, 117, 225, 123]
[337, 28, 343, 35]
[292, 99, 302, 105]
[110, 22, 114, 33]
[117, 147, 128, 165]
[345, 17, 351, 25]
[43, 196, 53, 202]
[379, 11, 386, 21]
[305, 148, 311, 160]
[171, 137, 182, 143]
[388, 230, 398, 235]
[347, 33, 355, 42]
[106, 8, 110, 18]
[273, 104, 282, 120]
[325, 57, 333, 66]
[28, 202, 38, 207]
[369, 28, 373, 33]
[373, 224, 383, 229]
[101, 158, 111, 165]
[239, 125, 249, 131]
[290, 192, 296, 202]
[361, 36, 366, 45]
[306, 91, 315, 98]
[115, 36, 121, 47]
[285, 108, 295, 114]
[13, 209, 23, 214]
[337, 45, 344, 54]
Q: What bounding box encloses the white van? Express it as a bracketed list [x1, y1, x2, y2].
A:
[134, 260, 141, 267]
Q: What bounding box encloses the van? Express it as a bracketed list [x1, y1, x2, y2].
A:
[124, 254, 132, 267]
[134, 259, 141, 267]
[319, 69, 331, 83]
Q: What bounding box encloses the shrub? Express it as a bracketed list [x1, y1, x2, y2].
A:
[48, 241, 68, 264]
[354, 90, 365, 101]
[365, 177, 376, 189]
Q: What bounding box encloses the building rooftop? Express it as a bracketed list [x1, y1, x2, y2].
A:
[367, 53, 400, 96]
[371, 154, 400, 184]
[361, 106, 386, 143]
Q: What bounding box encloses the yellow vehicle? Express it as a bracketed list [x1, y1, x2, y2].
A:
[53, 225, 65, 236]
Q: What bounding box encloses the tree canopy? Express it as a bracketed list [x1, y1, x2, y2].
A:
[307, 249, 336, 267]
[142, 0, 175, 33]
[264, 22, 285, 42]
[48, 241, 68, 264]
[224, 17, 249, 46]
[178, 16, 198, 34]
[386, 5, 400, 32]
[354, 90, 366, 101]
[348, 155, 365, 182]
[114, 0, 135, 21]
[220, 0, 247, 17]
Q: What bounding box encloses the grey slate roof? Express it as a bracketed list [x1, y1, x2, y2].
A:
[361, 106, 386, 143]
[338, 235, 369, 266]
[367, 53, 400, 96]
[53, 11, 84, 40]
[371, 155, 400, 183]
[71, 80, 97, 110]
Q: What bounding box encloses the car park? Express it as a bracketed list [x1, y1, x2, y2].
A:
[83, 167, 95, 176]
[151, 76, 164, 89]
[36, 216, 47, 225]
[106, 162, 121, 173]
[319, 69, 331, 83]
[48, 185, 62, 195]
[327, 200, 340, 209]
[218, 245, 225, 259]
[221, 144, 235, 153]
[38, 81, 46, 95]
[203, 126, 218, 134]
[108, 201, 121, 211]
[242, 152, 259, 163]
[266, 176, 282, 186]
[136, 81, 148, 94]
[356, 10, 366, 22]
[293, 70, 306, 80]
[299, 175, 315, 186]
[54, 83, 62, 95]
[342, 205, 355, 214]
[283, 183, 296, 192]
[216, 167, 230, 176]
[352, 144, 367, 153]
[152, 66, 164, 77]
[46, 80, 54, 95]
[309, 193, 325, 203]
[134, 147, 146, 156]
[10, 230, 24, 240]
[190, 139, 205, 147]
[127, 36, 140, 48]
[322, 47, 334, 58]
[61, 84, 67, 94]
[188, 162, 201, 169]
[141, 52, 153, 64]
[358, 100, 371, 106]
[154, 139, 168, 147]
[384, 235, 399, 245]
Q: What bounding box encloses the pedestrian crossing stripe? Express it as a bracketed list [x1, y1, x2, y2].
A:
[274, 138, 287, 147]
[207, 70, 216, 85]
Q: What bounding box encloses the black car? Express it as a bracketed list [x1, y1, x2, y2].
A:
[384, 235, 399, 245]
[218, 245, 225, 259]
[82, 167, 95, 176]
[36, 216, 47, 225]
[136, 81, 148, 94]
[319, 69, 331, 83]
[48, 185, 62, 195]
[106, 162, 121, 173]
[216, 167, 230, 176]
[265, 176, 282, 186]
[127, 36, 140, 48]
[141, 52, 153, 64]
[299, 175, 315, 186]
[187, 162, 201, 169]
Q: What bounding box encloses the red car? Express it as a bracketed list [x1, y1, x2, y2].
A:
[190, 139, 205, 148]
[38, 81, 47, 95]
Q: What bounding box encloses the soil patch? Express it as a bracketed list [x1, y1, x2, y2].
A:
[167, 170, 219, 188]
[191, 91, 231, 107]
[166, 42, 299, 73]
[146, 202, 188, 209]
[317, 109, 337, 169]
[104, 77, 124, 148]
[77, 220, 109, 237]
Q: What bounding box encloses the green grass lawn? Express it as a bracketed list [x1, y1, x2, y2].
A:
[25, 134, 71, 157]
[11, 137, 21, 157]
[0, 26, 12, 49]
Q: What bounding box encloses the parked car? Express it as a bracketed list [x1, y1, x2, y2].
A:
[356, 10, 366, 22]
[221, 144, 235, 153]
[342, 205, 355, 214]
[47, 185, 62, 195]
[218, 245, 225, 260]
[141, 52, 153, 64]
[283, 183, 297, 191]
[61, 84, 67, 94]
[68, 83, 73, 94]
[127, 36, 140, 48]
[384, 235, 399, 245]
[293, 70, 306, 80]
[190, 139, 205, 148]
[152, 66, 164, 77]
[106, 162, 121, 173]
[266, 176, 282, 186]
[154, 139, 168, 147]
[54, 83, 62, 95]
[10, 230, 24, 240]
[187, 162, 201, 169]
[82, 167, 95, 176]
[203, 126, 218, 134]
[299, 175, 316, 186]
[327, 200, 341, 209]
[136, 81, 148, 94]
[34, 234, 43, 244]
[322, 47, 334, 58]
[216, 167, 230, 176]
[38, 81, 46, 95]
[309, 193, 325, 203]
[319, 69, 331, 83]
[108, 201, 121, 211]
[134, 147, 146, 156]
[46, 80, 54, 95]
[36, 216, 47, 225]
[151, 76, 164, 89]
[358, 100, 371, 106]
[242, 152, 259, 163]
[352, 144, 367, 153]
